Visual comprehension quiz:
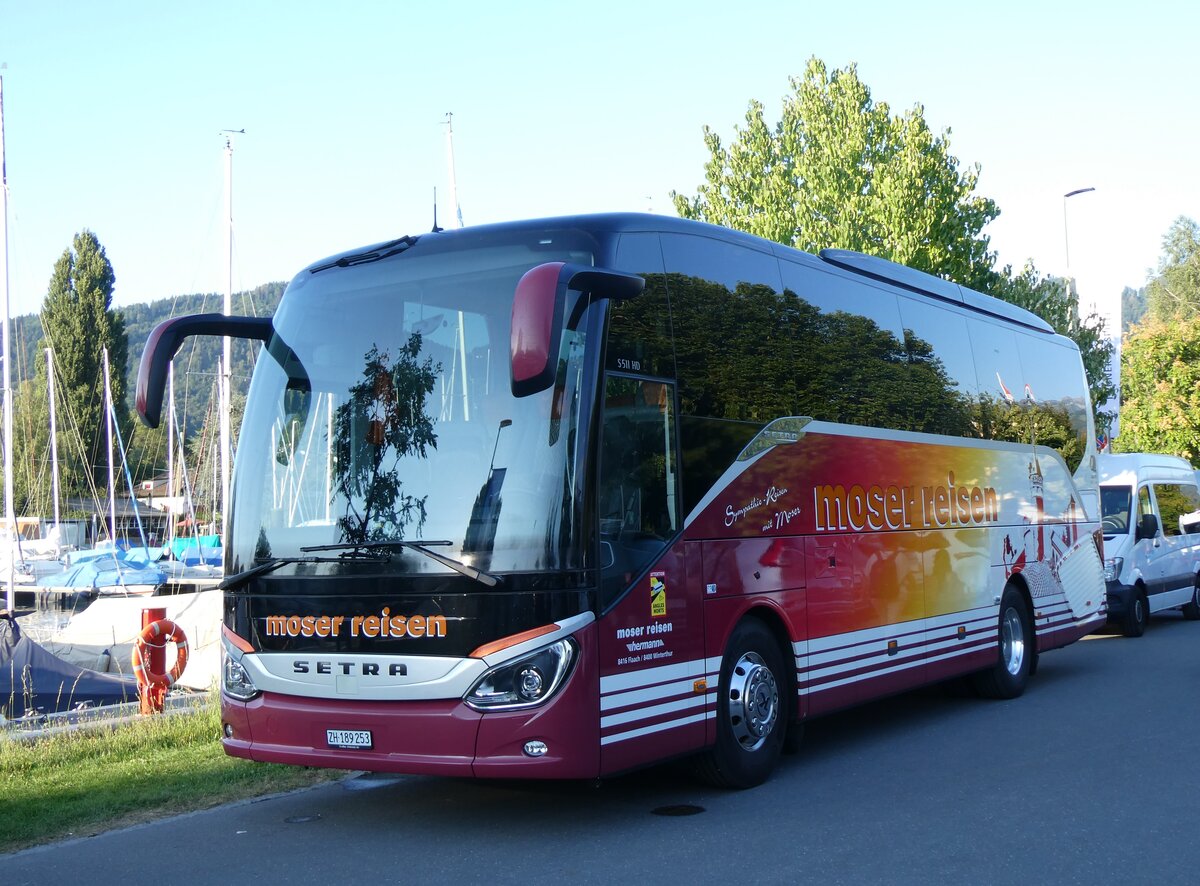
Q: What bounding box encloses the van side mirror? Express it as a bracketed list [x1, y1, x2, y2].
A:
[510, 262, 644, 397]
[136, 313, 273, 428]
[1136, 512, 1159, 541]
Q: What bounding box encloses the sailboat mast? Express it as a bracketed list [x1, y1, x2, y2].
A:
[167, 364, 174, 550]
[46, 348, 59, 531]
[444, 113, 470, 419]
[220, 132, 235, 545]
[103, 347, 116, 544]
[444, 111, 463, 229]
[1, 73, 15, 612]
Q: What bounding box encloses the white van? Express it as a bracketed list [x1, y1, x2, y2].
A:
[1098, 453, 1200, 636]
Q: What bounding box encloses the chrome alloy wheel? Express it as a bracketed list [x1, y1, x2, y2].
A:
[1002, 605, 1026, 676]
[727, 651, 780, 752]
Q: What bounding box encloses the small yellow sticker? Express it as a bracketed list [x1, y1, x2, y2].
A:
[650, 571, 667, 617]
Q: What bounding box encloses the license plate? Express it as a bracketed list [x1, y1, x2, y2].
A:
[326, 729, 372, 749]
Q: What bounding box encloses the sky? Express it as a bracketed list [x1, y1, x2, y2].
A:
[2, 0, 1198, 339]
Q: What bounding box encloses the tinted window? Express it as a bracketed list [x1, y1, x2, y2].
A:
[598, 375, 680, 608]
[968, 319, 1088, 471]
[606, 233, 673, 378]
[896, 296, 979, 437]
[1017, 335, 1091, 471]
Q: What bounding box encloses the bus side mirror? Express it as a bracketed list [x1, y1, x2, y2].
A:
[1136, 512, 1159, 541]
[136, 313, 273, 428]
[510, 262, 644, 398]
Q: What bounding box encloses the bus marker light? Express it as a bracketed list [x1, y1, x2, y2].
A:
[693, 680, 707, 693]
[957, 626, 966, 640]
[887, 640, 898, 656]
[470, 624, 559, 659]
[524, 741, 549, 757]
[223, 624, 255, 654]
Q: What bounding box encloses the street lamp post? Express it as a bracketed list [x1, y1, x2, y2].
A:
[1063, 186, 1096, 271]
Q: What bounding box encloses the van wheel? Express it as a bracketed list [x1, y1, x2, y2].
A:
[971, 586, 1032, 699]
[693, 619, 787, 789]
[1122, 590, 1148, 637]
[1182, 581, 1200, 621]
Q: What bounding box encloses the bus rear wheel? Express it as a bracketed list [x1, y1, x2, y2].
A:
[694, 618, 787, 789]
[971, 586, 1032, 699]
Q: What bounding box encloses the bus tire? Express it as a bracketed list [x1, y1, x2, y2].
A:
[1181, 580, 1200, 621]
[1122, 589, 1148, 637]
[694, 618, 787, 789]
[971, 586, 1032, 700]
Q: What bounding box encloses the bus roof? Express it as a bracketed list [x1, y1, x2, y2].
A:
[298, 212, 1053, 333]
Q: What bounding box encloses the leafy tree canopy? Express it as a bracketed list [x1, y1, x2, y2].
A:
[1115, 316, 1200, 464]
[1145, 216, 1200, 323]
[671, 57, 999, 290]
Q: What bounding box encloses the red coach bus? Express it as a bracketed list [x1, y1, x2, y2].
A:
[136, 214, 1107, 787]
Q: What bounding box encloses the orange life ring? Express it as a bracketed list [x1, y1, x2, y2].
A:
[132, 619, 189, 688]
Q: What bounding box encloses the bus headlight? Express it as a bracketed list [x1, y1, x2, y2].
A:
[464, 638, 576, 711]
[223, 652, 260, 701]
[1103, 557, 1124, 582]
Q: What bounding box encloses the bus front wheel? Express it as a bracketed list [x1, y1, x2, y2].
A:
[971, 586, 1032, 699]
[694, 618, 787, 789]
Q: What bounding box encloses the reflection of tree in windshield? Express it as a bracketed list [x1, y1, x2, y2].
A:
[333, 335, 440, 544]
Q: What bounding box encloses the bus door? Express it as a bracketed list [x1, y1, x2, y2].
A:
[595, 374, 707, 774]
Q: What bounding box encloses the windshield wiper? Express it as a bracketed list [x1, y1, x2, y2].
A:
[300, 540, 501, 588]
[219, 557, 304, 592]
[219, 549, 390, 592]
[309, 235, 418, 274]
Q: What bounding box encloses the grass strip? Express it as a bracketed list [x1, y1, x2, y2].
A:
[0, 695, 346, 854]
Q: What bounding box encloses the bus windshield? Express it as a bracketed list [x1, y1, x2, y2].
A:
[227, 235, 596, 581]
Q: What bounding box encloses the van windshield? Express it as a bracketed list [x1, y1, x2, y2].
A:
[1100, 485, 1132, 535]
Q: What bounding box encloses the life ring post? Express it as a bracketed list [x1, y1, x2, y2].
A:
[133, 608, 194, 715]
[139, 608, 167, 714]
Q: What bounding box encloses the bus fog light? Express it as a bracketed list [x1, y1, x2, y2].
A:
[465, 638, 576, 711]
[223, 723, 234, 738]
[524, 740, 549, 757]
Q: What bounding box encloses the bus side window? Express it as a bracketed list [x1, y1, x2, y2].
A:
[599, 375, 680, 608]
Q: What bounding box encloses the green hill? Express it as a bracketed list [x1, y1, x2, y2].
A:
[8, 281, 285, 435]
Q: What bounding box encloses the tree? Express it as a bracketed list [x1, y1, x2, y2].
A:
[1144, 216, 1200, 322]
[37, 230, 129, 498]
[1121, 285, 1147, 333]
[671, 57, 999, 290]
[1115, 317, 1200, 463]
[1114, 216, 1200, 460]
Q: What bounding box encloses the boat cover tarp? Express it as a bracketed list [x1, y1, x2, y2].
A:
[1, 613, 138, 719]
[36, 552, 167, 590]
[41, 590, 222, 691]
[168, 535, 222, 566]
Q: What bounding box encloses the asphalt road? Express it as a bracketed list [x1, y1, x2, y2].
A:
[6, 614, 1198, 884]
